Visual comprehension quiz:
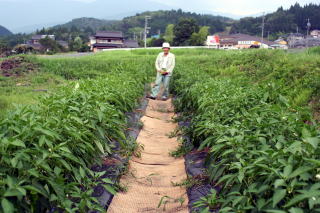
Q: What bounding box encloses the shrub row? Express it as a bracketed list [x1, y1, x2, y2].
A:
[0, 71, 148, 212]
[172, 50, 320, 212]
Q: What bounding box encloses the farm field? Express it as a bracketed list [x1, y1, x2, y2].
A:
[171, 48, 320, 212]
[0, 48, 320, 212]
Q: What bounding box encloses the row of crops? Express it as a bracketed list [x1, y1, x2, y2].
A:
[172, 49, 320, 212]
[1, 48, 319, 212]
[0, 53, 153, 212]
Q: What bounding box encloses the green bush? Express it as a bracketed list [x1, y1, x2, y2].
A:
[308, 46, 320, 55]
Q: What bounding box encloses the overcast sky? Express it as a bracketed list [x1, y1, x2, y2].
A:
[0, 0, 319, 32]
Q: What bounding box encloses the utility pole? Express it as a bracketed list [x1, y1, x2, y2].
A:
[144, 16, 151, 48]
[306, 18, 311, 48]
[307, 18, 311, 36]
[261, 12, 265, 47]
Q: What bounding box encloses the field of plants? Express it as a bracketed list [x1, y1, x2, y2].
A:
[0, 48, 319, 212]
[0, 52, 154, 212]
[171, 47, 320, 212]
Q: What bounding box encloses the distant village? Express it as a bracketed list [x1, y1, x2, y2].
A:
[22, 31, 139, 53]
[9, 28, 320, 54]
[206, 30, 320, 50]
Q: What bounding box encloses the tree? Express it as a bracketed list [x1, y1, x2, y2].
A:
[230, 3, 320, 37]
[150, 38, 165, 47]
[39, 37, 64, 53]
[164, 24, 174, 44]
[128, 27, 144, 40]
[173, 18, 199, 46]
[189, 26, 210, 46]
[71, 36, 83, 51]
[0, 39, 10, 53]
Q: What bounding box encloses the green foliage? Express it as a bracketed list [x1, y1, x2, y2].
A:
[189, 26, 210, 46]
[69, 36, 89, 52]
[231, 3, 320, 37]
[72, 36, 83, 50]
[173, 18, 199, 46]
[53, 17, 118, 33]
[0, 51, 153, 212]
[149, 38, 165, 47]
[0, 39, 10, 53]
[164, 24, 175, 44]
[171, 49, 320, 211]
[308, 46, 320, 55]
[120, 10, 229, 37]
[2, 48, 320, 212]
[2, 10, 230, 49]
[1, 33, 30, 48]
[169, 139, 193, 158]
[39, 37, 66, 54]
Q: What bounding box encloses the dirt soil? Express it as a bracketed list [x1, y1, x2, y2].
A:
[0, 56, 37, 77]
[108, 98, 189, 213]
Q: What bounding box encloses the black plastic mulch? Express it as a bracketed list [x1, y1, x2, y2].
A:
[178, 120, 216, 213]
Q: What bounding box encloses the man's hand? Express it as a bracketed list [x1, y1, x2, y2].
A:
[162, 71, 169, 75]
[158, 70, 166, 74]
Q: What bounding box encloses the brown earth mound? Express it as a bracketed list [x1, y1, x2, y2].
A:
[0, 56, 37, 77]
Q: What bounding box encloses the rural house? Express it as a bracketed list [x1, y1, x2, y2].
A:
[27, 34, 55, 50]
[26, 34, 68, 51]
[90, 31, 124, 52]
[311, 30, 320, 38]
[208, 34, 277, 49]
[290, 37, 320, 48]
[90, 31, 139, 52]
[29, 34, 55, 45]
[287, 33, 305, 47]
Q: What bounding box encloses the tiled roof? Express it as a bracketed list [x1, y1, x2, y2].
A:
[31, 35, 43, 40]
[219, 34, 276, 46]
[95, 31, 123, 38]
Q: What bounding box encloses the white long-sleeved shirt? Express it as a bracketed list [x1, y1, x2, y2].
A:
[155, 52, 175, 76]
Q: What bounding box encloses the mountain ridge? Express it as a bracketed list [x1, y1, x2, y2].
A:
[0, 25, 12, 36]
[50, 10, 233, 38]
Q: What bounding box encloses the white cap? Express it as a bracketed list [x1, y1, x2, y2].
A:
[162, 42, 171, 49]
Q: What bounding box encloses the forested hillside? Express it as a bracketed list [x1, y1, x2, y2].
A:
[114, 10, 232, 36]
[39, 10, 232, 40]
[53, 18, 119, 32]
[231, 3, 320, 39]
